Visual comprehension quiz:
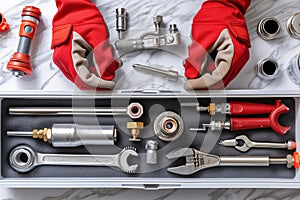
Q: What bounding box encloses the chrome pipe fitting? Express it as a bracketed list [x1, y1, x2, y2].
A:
[257, 17, 281, 40]
[256, 58, 279, 80]
[287, 13, 300, 39]
[154, 111, 184, 142]
[287, 53, 300, 85]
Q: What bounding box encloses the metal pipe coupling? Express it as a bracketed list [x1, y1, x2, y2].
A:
[287, 13, 300, 39]
[287, 53, 300, 85]
[257, 17, 281, 40]
[256, 58, 280, 80]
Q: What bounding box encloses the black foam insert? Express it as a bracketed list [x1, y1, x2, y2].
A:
[1, 97, 296, 179]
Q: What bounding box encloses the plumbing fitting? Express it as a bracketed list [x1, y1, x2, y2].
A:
[6, 6, 41, 77]
[115, 10, 181, 53]
[257, 17, 281, 40]
[256, 58, 280, 80]
[145, 140, 158, 164]
[287, 53, 300, 85]
[154, 111, 184, 142]
[0, 13, 10, 32]
[9, 102, 144, 119]
[287, 13, 300, 39]
[166, 148, 299, 175]
[127, 122, 144, 142]
[7, 124, 117, 147]
[116, 8, 128, 40]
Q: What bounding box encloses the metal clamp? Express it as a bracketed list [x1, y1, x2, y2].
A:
[115, 8, 181, 53]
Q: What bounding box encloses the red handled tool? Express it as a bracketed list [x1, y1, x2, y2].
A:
[182, 100, 285, 116]
[189, 101, 291, 135]
[6, 6, 41, 77]
[0, 13, 10, 32]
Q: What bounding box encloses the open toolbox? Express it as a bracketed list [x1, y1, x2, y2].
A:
[1, 0, 300, 190]
[0, 92, 300, 189]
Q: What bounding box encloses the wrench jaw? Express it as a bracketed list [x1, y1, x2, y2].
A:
[9, 145, 37, 173]
[118, 147, 139, 174]
[166, 148, 221, 175]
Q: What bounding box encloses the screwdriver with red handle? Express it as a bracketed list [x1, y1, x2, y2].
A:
[181, 100, 285, 116]
[187, 100, 291, 135]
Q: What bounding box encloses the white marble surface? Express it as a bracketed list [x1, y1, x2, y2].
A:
[2, 188, 300, 200]
[1, 0, 300, 92]
[1, 0, 300, 199]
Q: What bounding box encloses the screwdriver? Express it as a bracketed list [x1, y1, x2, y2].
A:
[7, 124, 117, 147]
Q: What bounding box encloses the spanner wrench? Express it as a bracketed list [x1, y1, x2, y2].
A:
[219, 135, 296, 152]
[9, 145, 139, 173]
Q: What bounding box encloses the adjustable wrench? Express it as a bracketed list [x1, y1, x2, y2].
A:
[166, 148, 299, 175]
[10, 145, 139, 174]
[219, 135, 296, 152]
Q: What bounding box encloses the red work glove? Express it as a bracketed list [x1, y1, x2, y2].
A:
[184, 0, 251, 90]
[51, 0, 120, 90]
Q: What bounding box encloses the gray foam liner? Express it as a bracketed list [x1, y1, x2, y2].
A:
[1, 97, 296, 179]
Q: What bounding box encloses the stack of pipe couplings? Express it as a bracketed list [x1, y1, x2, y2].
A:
[257, 13, 300, 85]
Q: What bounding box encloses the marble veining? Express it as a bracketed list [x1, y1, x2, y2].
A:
[1, 0, 300, 91]
[1, 0, 300, 199]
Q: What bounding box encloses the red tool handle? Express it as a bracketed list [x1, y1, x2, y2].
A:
[230, 103, 290, 135]
[230, 100, 283, 115]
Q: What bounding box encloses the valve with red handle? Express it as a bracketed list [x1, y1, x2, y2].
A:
[6, 6, 41, 77]
[189, 100, 291, 135]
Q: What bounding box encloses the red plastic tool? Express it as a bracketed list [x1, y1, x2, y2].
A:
[0, 13, 10, 32]
[6, 6, 41, 77]
[230, 103, 291, 135]
[230, 100, 284, 115]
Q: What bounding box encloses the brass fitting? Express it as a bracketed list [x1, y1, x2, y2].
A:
[32, 128, 52, 143]
[127, 122, 144, 142]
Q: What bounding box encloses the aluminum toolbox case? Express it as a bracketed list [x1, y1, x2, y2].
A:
[1, 0, 300, 189]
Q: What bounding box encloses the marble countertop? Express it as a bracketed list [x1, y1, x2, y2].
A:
[1, 0, 300, 199]
[0, 0, 300, 92]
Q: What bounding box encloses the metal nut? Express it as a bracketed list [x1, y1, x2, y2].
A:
[127, 122, 144, 142]
[256, 58, 279, 80]
[154, 111, 184, 142]
[127, 103, 144, 119]
[287, 53, 300, 85]
[257, 17, 281, 40]
[287, 13, 300, 39]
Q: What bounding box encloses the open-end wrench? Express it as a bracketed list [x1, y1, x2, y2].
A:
[9, 102, 144, 119]
[166, 148, 300, 175]
[219, 135, 296, 152]
[9, 145, 139, 174]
